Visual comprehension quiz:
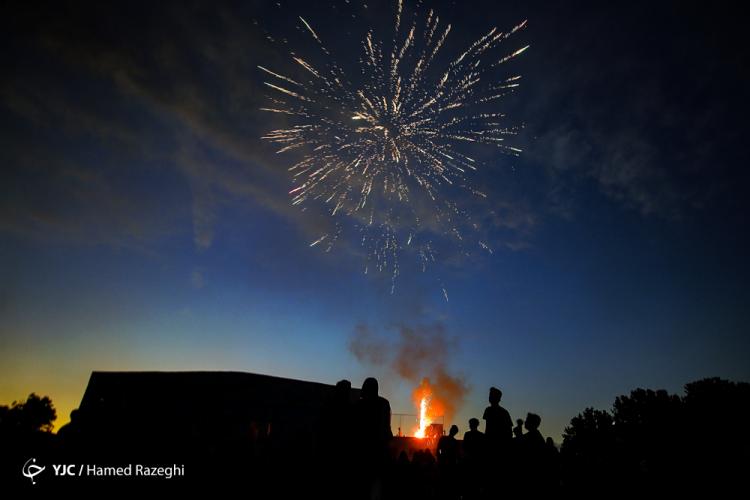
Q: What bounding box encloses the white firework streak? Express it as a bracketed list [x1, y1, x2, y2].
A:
[259, 1, 528, 297]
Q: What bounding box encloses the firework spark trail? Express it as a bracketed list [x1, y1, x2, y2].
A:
[259, 1, 528, 297]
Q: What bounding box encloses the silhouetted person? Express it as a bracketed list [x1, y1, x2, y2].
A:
[56, 408, 89, 460]
[544, 437, 560, 491]
[414, 448, 438, 497]
[507, 416, 523, 481]
[462, 418, 485, 500]
[482, 386, 512, 481]
[320, 380, 353, 439]
[320, 379, 354, 499]
[483, 387, 513, 442]
[463, 418, 485, 464]
[521, 413, 544, 449]
[353, 377, 392, 500]
[518, 412, 546, 490]
[333, 379, 353, 434]
[392, 450, 413, 500]
[438, 425, 460, 467]
[56, 409, 81, 443]
[422, 448, 436, 466]
[437, 425, 460, 499]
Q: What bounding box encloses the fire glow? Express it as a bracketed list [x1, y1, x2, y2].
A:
[415, 394, 432, 438]
[412, 378, 443, 439]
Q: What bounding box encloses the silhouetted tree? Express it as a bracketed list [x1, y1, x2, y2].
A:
[0, 393, 56, 435]
[682, 377, 750, 486]
[561, 407, 616, 489]
[0, 393, 57, 488]
[562, 407, 614, 458]
[612, 388, 683, 481]
[683, 377, 750, 422]
[561, 378, 750, 492]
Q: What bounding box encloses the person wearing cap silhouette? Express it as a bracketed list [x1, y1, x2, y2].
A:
[482, 386, 513, 488]
[483, 387, 512, 443]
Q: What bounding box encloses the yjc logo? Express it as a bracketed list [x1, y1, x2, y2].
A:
[52, 464, 78, 476]
[22, 458, 45, 485]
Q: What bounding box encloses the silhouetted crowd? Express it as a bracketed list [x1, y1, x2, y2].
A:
[3, 376, 749, 495]
[320, 378, 560, 500]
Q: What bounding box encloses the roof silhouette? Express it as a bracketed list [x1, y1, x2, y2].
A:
[77, 370, 360, 457]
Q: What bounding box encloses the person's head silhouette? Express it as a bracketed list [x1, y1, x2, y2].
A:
[469, 418, 479, 431]
[489, 387, 502, 406]
[362, 377, 379, 399]
[449, 424, 459, 437]
[525, 413, 541, 431]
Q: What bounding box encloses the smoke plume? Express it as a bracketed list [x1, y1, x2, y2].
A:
[349, 322, 469, 424]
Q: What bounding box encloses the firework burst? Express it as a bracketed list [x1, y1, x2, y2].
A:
[259, 1, 529, 296]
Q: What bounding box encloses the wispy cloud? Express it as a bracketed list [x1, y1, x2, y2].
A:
[3, 1, 541, 266]
[1, 3, 322, 253]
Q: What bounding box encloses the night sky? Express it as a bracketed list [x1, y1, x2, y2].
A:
[2, 0, 749, 441]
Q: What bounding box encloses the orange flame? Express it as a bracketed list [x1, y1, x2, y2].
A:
[412, 377, 444, 438]
[414, 394, 431, 438]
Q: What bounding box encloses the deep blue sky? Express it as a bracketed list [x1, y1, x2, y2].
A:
[2, 0, 749, 440]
